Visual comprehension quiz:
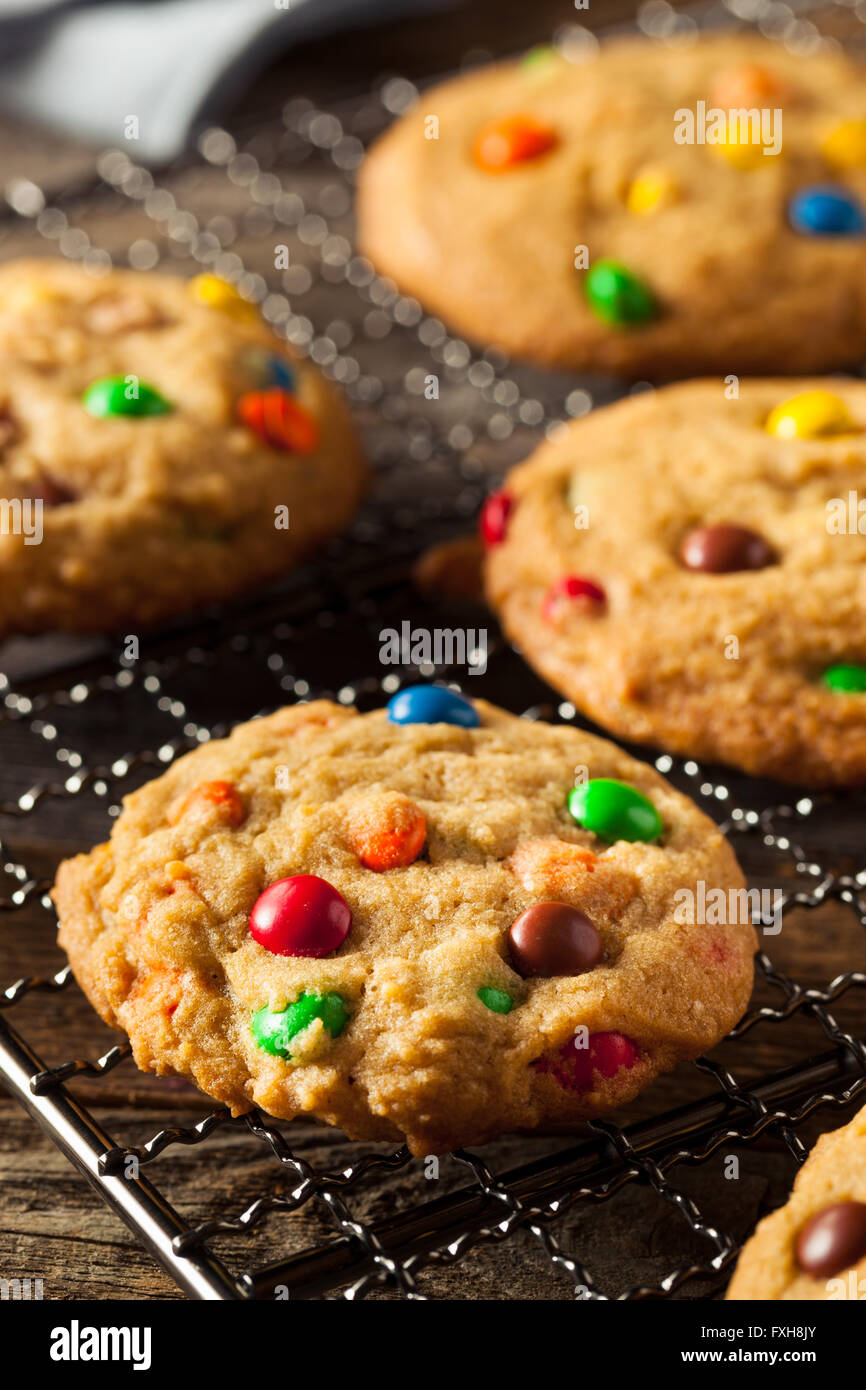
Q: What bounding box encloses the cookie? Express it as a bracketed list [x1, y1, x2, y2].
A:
[54, 690, 754, 1156]
[0, 260, 365, 637]
[358, 35, 866, 376]
[727, 1105, 866, 1300]
[483, 379, 866, 787]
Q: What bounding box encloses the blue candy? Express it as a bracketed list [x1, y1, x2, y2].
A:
[386, 684, 480, 728]
[269, 356, 296, 391]
[789, 186, 866, 236]
[239, 347, 296, 392]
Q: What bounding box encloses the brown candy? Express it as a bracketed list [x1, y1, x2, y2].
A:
[23, 475, 77, 508]
[0, 416, 16, 451]
[678, 523, 776, 573]
[508, 900, 602, 978]
[795, 1200, 866, 1279]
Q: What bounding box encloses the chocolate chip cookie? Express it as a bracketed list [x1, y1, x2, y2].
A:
[483, 379, 866, 787]
[358, 35, 866, 376]
[54, 690, 754, 1155]
[728, 1105, 866, 1300]
[0, 259, 365, 637]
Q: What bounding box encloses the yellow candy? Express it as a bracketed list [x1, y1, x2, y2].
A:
[626, 169, 678, 215]
[765, 390, 856, 440]
[822, 119, 866, 170]
[7, 283, 59, 311]
[189, 273, 259, 322]
[714, 119, 774, 169]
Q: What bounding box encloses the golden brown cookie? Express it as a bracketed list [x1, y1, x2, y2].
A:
[728, 1105, 866, 1301]
[483, 379, 866, 787]
[358, 36, 866, 376]
[54, 691, 754, 1155]
[0, 259, 365, 636]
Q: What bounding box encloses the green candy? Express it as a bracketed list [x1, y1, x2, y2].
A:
[477, 986, 513, 1015]
[568, 778, 663, 844]
[83, 375, 172, 418]
[252, 991, 349, 1060]
[823, 663, 866, 694]
[522, 45, 559, 70]
[584, 259, 656, 327]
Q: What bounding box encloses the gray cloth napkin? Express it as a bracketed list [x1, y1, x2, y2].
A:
[0, 0, 450, 163]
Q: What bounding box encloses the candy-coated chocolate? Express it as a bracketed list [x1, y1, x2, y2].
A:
[477, 986, 513, 1014]
[714, 117, 775, 169]
[479, 490, 513, 546]
[789, 185, 866, 236]
[584, 259, 656, 326]
[678, 523, 776, 574]
[568, 778, 662, 843]
[171, 779, 245, 827]
[473, 114, 558, 171]
[823, 663, 866, 694]
[765, 389, 855, 439]
[249, 874, 351, 958]
[83, 375, 171, 418]
[542, 575, 606, 621]
[626, 169, 678, 215]
[521, 45, 562, 72]
[238, 346, 296, 392]
[795, 1201, 866, 1278]
[24, 475, 77, 507]
[190, 272, 260, 321]
[711, 62, 782, 109]
[508, 901, 602, 978]
[252, 990, 349, 1059]
[386, 684, 479, 728]
[534, 1030, 639, 1090]
[237, 388, 319, 453]
[345, 792, 426, 871]
[822, 119, 866, 170]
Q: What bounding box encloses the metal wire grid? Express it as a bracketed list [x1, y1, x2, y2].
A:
[0, 0, 865, 1300]
[2, 604, 866, 1300]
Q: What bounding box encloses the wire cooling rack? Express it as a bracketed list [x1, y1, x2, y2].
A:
[2, 0, 866, 1300]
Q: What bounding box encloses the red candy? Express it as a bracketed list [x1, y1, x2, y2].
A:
[590, 1031, 639, 1078]
[473, 114, 558, 171]
[249, 874, 351, 958]
[237, 388, 319, 454]
[542, 575, 606, 622]
[479, 491, 513, 546]
[533, 1030, 639, 1091]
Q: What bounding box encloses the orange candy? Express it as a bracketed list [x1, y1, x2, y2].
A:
[237, 388, 319, 453]
[345, 792, 427, 872]
[473, 114, 558, 171]
[507, 837, 637, 921]
[126, 968, 183, 1019]
[169, 779, 245, 827]
[711, 63, 782, 109]
[507, 838, 597, 891]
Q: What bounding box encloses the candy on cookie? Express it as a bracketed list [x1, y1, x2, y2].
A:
[728, 1105, 866, 1299]
[358, 35, 866, 375]
[0, 259, 364, 638]
[54, 694, 754, 1155]
[484, 378, 866, 786]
